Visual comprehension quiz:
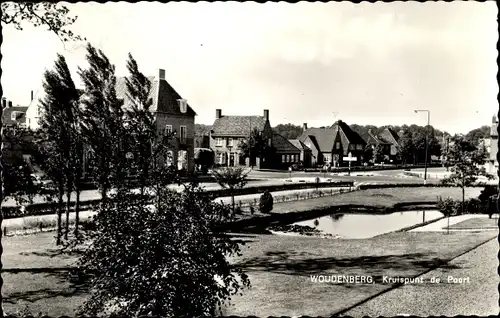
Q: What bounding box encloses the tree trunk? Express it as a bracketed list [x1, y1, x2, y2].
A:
[231, 190, 235, 214]
[57, 187, 64, 245]
[74, 189, 80, 237]
[462, 185, 465, 215]
[65, 189, 71, 240]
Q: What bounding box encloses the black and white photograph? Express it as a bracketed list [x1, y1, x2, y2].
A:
[0, 1, 498, 317]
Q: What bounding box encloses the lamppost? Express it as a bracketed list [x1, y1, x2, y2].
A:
[414, 109, 430, 185]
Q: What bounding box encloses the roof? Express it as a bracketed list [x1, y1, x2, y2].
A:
[289, 139, 311, 151]
[115, 75, 196, 117]
[272, 133, 301, 154]
[378, 127, 400, 145]
[211, 115, 267, 137]
[2, 106, 28, 126]
[298, 120, 366, 154]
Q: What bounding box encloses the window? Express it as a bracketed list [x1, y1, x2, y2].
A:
[348, 144, 354, 151]
[166, 150, 174, 166]
[228, 138, 234, 147]
[165, 125, 172, 135]
[282, 155, 286, 163]
[216, 138, 223, 146]
[286, 155, 290, 162]
[335, 142, 341, 150]
[324, 154, 331, 163]
[180, 126, 187, 143]
[356, 144, 363, 150]
[11, 112, 16, 121]
[177, 99, 187, 113]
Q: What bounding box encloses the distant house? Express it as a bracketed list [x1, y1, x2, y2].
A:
[2, 98, 28, 128]
[298, 120, 366, 167]
[209, 109, 273, 168]
[195, 124, 211, 148]
[485, 115, 498, 175]
[271, 133, 301, 168]
[360, 128, 400, 163]
[288, 138, 312, 167]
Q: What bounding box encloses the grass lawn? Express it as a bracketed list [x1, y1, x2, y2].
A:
[445, 217, 499, 230]
[268, 187, 482, 214]
[223, 230, 496, 317]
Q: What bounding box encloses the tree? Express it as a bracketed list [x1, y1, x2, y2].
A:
[441, 137, 494, 215]
[1, 2, 83, 314]
[238, 128, 273, 168]
[465, 125, 490, 146]
[37, 54, 80, 245]
[373, 144, 385, 164]
[77, 185, 250, 317]
[212, 167, 249, 214]
[362, 145, 373, 164]
[398, 130, 414, 164]
[272, 123, 303, 139]
[78, 43, 125, 207]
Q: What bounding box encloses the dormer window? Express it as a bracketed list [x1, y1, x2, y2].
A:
[177, 98, 187, 113]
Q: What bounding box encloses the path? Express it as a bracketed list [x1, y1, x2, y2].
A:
[341, 238, 499, 316]
[410, 214, 498, 232]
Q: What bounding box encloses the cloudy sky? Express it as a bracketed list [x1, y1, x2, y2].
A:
[2, 1, 498, 134]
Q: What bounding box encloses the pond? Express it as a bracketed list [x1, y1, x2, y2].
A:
[282, 210, 444, 239]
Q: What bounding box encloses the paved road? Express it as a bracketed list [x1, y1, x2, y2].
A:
[341, 237, 499, 317]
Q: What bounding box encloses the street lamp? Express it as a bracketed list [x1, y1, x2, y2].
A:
[414, 109, 430, 185]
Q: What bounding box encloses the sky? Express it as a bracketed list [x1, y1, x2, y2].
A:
[1, 1, 498, 134]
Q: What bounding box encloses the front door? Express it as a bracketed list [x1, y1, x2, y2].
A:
[229, 153, 235, 167]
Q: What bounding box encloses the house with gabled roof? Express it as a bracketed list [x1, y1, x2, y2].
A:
[115, 69, 197, 172]
[271, 133, 301, 168]
[209, 109, 273, 168]
[2, 98, 28, 128]
[288, 138, 312, 167]
[378, 127, 401, 161]
[298, 120, 366, 167]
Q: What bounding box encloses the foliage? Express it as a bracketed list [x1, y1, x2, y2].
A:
[78, 43, 126, 202]
[77, 186, 250, 317]
[478, 185, 498, 205]
[437, 196, 459, 217]
[212, 166, 249, 213]
[194, 148, 215, 168]
[465, 125, 490, 146]
[362, 145, 373, 163]
[465, 198, 482, 214]
[238, 128, 273, 165]
[441, 136, 494, 214]
[372, 144, 385, 163]
[1, 2, 85, 42]
[259, 190, 274, 214]
[272, 123, 303, 140]
[397, 130, 414, 164]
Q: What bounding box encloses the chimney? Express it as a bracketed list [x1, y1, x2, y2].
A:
[303, 123, 308, 131]
[216, 109, 222, 119]
[263, 109, 269, 121]
[8, 100, 12, 108]
[493, 115, 498, 123]
[159, 69, 165, 80]
[31, 90, 34, 101]
[1, 98, 6, 109]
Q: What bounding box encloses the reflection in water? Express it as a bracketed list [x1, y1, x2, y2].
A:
[292, 210, 444, 239]
[329, 213, 344, 221]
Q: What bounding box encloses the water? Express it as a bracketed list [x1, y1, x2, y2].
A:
[292, 210, 444, 239]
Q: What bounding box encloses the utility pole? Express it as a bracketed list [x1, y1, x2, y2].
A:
[414, 110, 430, 185]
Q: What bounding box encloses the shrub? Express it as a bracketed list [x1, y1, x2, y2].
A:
[465, 198, 482, 214]
[478, 185, 498, 205]
[259, 190, 274, 214]
[437, 196, 459, 217]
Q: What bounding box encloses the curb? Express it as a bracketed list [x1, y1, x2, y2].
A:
[332, 236, 498, 317]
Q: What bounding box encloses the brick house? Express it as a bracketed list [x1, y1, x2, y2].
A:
[299, 120, 366, 167]
[271, 133, 301, 169]
[288, 139, 312, 167]
[2, 98, 28, 128]
[209, 109, 273, 168]
[115, 69, 197, 172]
